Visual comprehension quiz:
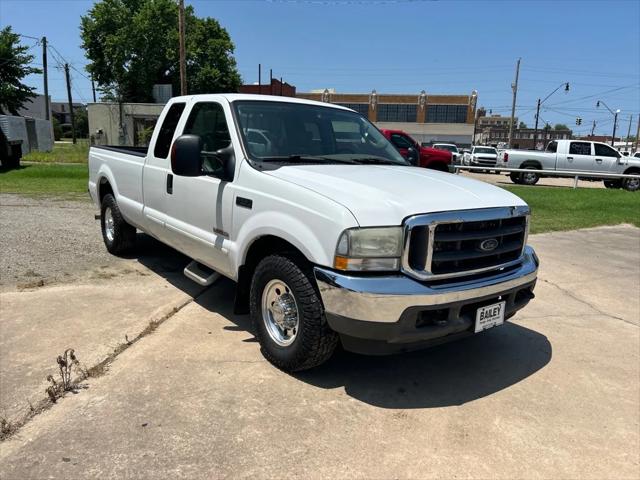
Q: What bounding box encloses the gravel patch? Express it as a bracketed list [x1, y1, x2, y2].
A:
[0, 194, 123, 291]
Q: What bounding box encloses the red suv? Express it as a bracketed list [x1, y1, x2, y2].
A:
[379, 129, 452, 172]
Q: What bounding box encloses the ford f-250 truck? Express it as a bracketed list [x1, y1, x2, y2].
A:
[501, 139, 640, 191]
[89, 94, 538, 371]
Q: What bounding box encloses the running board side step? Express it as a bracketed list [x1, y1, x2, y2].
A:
[184, 260, 220, 286]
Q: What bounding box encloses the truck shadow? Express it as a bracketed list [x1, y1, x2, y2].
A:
[133, 233, 552, 410]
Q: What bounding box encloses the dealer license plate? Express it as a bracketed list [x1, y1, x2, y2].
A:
[474, 301, 506, 333]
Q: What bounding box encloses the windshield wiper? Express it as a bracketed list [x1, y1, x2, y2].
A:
[261, 155, 357, 164]
[350, 157, 406, 165]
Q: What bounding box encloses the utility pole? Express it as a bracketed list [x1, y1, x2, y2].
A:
[178, 0, 187, 95]
[42, 37, 50, 120]
[91, 77, 97, 102]
[611, 110, 619, 147]
[280, 77, 283, 96]
[532, 98, 541, 150]
[625, 115, 633, 152]
[635, 115, 640, 152]
[590, 120, 596, 137]
[63, 64, 77, 144]
[507, 58, 520, 148]
[269, 69, 273, 95]
[258, 64, 261, 94]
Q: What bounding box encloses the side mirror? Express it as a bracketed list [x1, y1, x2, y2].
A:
[407, 147, 419, 166]
[171, 135, 203, 176]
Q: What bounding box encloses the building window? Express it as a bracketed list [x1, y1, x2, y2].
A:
[426, 104, 468, 123]
[335, 103, 369, 117]
[377, 103, 417, 122]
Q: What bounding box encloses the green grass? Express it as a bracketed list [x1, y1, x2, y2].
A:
[23, 139, 89, 164]
[505, 186, 640, 233]
[0, 164, 88, 197]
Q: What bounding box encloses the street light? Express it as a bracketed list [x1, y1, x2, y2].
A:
[596, 100, 620, 146]
[533, 82, 570, 150]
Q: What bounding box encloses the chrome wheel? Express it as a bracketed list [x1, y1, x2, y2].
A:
[524, 172, 537, 183]
[104, 207, 115, 242]
[261, 279, 299, 347]
[625, 178, 640, 190]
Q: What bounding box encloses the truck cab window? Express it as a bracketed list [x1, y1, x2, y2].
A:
[390, 134, 414, 149]
[184, 102, 231, 175]
[154, 102, 186, 159]
[546, 141, 557, 153]
[569, 142, 592, 156]
[594, 143, 619, 157]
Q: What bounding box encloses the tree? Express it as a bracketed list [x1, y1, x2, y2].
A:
[74, 107, 89, 138]
[518, 121, 527, 129]
[0, 26, 42, 115]
[52, 118, 63, 140]
[554, 123, 569, 130]
[80, 0, 241, 103]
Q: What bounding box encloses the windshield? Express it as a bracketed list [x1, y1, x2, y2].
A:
[434, 144, 458, 153]
[474, 147, 497, 154]
[232, 101, 408, 165]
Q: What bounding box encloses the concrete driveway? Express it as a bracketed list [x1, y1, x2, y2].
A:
[0, 215, 638, 478]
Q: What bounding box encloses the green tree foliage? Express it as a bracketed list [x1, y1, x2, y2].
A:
[74, 107, 89, 138]
[52, 117, 63, 140]
[554, 123, 569, 130]
[0, 26, 42, 115]
[80, 0, 241, 102]
[518, 121, 527, 129]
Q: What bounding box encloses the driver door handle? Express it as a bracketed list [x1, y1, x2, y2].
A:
[566, 156, 573, 161]
[595, 158, 603, 163]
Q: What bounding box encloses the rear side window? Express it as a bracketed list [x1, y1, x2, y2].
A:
[546, 141, 557, 153]
[569, 142, 592, 155]
[594, 143, 619, 157]
[153, 102, 186, 159]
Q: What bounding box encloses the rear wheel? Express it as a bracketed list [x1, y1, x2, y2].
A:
[510, 172, 522, 184]
[250, 254, 338, 371]
[100, 194, 136, 255]
[520, 167, 540, 185]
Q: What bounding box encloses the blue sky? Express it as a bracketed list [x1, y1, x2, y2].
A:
[1, 0, 638, 136]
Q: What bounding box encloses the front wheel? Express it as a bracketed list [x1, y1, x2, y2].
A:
[622, 176, 640, 192]
[250, 254, 338, 371]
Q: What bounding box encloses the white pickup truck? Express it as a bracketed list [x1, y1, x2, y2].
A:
[501, 139, 640, 191]
[89, 94, 539, 371]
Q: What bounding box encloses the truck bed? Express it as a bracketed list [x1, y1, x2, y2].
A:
[92, 145, 148, 157]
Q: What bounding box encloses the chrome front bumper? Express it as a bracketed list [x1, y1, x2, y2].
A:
[314, 246, 539, 324]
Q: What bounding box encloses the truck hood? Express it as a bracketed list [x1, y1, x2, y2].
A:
[266, 165, 527, 226]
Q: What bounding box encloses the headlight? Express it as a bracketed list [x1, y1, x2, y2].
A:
[334, 227, 403, 271]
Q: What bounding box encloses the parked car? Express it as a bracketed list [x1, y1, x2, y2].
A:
[379, 129, 452, 171]
[500, 139, 640, 191]
[89, 94, 539, 371]
[463, 146, 499, 168]
[432, 143, 462, 163]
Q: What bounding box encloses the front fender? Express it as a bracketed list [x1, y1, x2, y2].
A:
[232, 210, 341, 272]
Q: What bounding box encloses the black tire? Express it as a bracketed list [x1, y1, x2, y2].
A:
[250, 254, 338, 372]
[509, 172, 522, 184]
[621, 177, 640, 192]
[100, 193, 136, 255]
[604, 180, 622, 189]
[520, 167, 540, 185]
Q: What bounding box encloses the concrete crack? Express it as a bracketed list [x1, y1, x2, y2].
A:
[539, 277, 638, 327]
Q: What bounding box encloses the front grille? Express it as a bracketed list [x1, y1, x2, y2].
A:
[472, 158, 497, 166]
[402, 207, 529, 280]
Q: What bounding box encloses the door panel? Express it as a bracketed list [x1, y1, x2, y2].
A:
[593, 143, 620, 173]
[560, 141, 594, 172]
[162, 101, 234, 276]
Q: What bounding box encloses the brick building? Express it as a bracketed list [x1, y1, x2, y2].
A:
[477, 125, 572, 150]
[239, 79, 296, 97]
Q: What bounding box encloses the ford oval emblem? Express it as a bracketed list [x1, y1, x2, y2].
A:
[479, 238, 499, 252]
